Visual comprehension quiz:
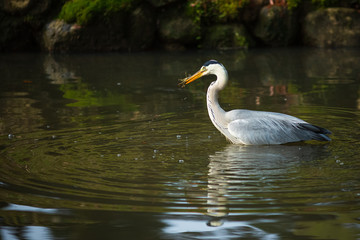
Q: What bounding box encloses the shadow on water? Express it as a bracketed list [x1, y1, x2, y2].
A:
[1, 49, 360, 239]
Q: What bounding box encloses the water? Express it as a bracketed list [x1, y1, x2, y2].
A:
[1, 49, 360, 239]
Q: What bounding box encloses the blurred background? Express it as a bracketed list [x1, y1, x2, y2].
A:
[1, 1, 360, 240]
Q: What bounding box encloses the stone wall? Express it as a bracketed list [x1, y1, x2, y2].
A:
[0, 0, 360, 52]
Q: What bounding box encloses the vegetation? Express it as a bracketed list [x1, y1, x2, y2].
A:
[286, 0, 302, 9]
[188, 0, 360, 19]
[187, 0, 249, 25]
[59, 0, 135, 25]
[58, 0, 360, 26]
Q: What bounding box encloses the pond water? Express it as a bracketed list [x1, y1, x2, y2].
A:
[0, 48, 360, 239]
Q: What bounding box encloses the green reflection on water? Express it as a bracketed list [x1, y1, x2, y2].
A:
[60, 81, 137, 109]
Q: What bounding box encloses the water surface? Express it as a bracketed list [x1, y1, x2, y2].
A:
[1, 49, 360, 239]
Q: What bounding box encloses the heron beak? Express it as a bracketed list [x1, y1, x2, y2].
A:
[178, 69, 206, 88]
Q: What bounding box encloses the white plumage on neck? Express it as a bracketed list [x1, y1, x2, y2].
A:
[208, 63, 228, 91]
[206, 64, 235, 142]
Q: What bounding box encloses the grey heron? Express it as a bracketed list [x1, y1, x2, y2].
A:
[179, 60, 331, 145]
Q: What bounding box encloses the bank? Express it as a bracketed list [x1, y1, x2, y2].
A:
[1, 0, 360, 52]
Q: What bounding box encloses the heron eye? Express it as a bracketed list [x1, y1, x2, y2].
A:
[201, 67, 206, 71]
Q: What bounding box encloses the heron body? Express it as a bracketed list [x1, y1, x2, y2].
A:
[179, 60, 331, 145]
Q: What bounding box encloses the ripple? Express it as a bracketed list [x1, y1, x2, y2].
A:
[1, 107, 360, 218]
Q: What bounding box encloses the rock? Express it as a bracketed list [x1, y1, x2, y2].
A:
[42, 19, 81, 52]
[254, 5, 299, 46]
[303, 7, 360, 48]
[0, 11, 37, 51]
[128, 4, 156, 51]
[0, 0, 54, 51]
[1, 0, 52, 15]
[1, 0, 32, 14]
[158, 6, 198, 49]
[241, 0, 267, 24]
[202, 24, 255, 49]
[42, 3, 156, 53]
[42, 18, 127, 52]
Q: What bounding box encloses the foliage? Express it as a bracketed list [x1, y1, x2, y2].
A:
[187, 0, 249, 25]
[286, 0, 302, 9]
[186, 0, 350, 23]
[59, 0, 134, 25]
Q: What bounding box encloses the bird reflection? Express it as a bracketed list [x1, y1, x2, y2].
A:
[205, 144, 328, 226]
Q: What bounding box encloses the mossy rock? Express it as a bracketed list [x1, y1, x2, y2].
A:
[43, 2, 155, 53]
[202, 24, 255, 50]
[58, 0, 133, 25]
[43, 16, 128, 52]
[158, 5, 199, 49]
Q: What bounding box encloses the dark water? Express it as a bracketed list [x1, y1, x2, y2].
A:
[1, 49, 360, 240]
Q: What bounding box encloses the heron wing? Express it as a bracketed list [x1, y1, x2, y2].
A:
[228, 117, 331, 145]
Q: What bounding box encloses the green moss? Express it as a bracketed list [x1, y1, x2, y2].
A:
[187, 0, 249, 25]
[59, 0, 135, 25]
[217, 0, 249, 20]
[286, 0, 302, 9]
[186, 0, 249, 43]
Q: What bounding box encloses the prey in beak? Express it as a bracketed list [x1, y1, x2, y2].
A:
[178, 67, 207, 88]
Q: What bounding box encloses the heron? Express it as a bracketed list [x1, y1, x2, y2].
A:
[179, 60, 331, 145]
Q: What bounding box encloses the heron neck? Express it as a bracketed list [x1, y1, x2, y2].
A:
[207, 68, 228, 115]
[207, 84, 226, 117]
[206, 71, 228, 131]
[214, 68, 228, 91]
[206, 69, 236, 142]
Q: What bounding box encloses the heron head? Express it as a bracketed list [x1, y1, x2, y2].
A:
[179, 60, 223, 87]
